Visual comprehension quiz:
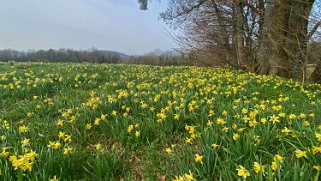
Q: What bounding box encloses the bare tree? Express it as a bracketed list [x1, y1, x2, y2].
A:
[160, 0, 262, 69]
[142, 0, 320, 82]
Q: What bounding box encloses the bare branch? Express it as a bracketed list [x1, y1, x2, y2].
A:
[308, 21, 321, 39]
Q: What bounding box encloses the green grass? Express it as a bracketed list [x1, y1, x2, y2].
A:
[0, 62, 321, 180]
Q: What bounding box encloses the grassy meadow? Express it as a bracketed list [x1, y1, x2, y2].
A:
[0, 62, 321, 180]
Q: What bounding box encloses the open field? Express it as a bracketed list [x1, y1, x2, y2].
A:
[0, 62, 321, 180]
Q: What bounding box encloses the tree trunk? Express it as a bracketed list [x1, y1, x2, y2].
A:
[235, 1, 245, 67]
[257, 0, 314, 79]
[257, 0, 292, 77]
[284, 0, 314, 80]
[256, 0, 265, 49]
[311, 60, 321, 83]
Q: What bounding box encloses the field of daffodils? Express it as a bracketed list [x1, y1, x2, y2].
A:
[0, 62, 321, 180]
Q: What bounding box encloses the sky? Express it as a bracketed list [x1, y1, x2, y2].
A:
[0, 0, 176, 55]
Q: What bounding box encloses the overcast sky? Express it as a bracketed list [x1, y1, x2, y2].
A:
[0, 0, 176, 55]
